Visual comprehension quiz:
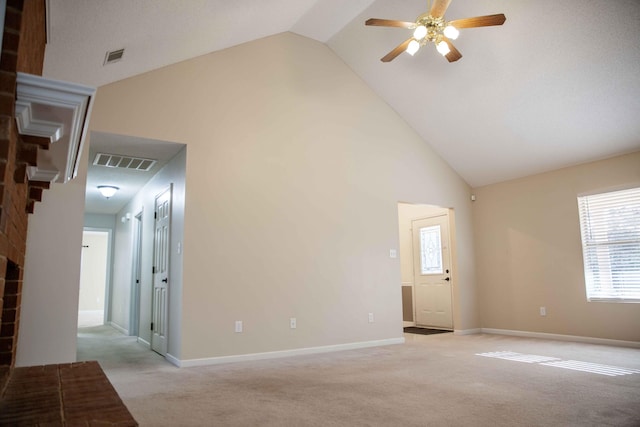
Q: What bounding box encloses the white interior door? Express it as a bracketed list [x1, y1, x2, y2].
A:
[151, 186, 171, 355]
[412, 214, 453, 329]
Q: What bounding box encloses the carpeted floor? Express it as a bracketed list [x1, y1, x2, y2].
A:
[77, 326, 640, 426]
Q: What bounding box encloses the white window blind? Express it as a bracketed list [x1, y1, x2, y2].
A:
[577, 187, 640, 302]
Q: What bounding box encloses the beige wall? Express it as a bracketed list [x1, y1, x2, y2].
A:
[89, 32, 477, 361]
[473, 151, 640, 342]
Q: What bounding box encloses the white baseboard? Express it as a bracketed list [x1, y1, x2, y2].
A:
[403, 321, 415, 328]
[454, 328, 482, 336]
[109, 321, 128, 336]
[481, 328, 640, 349]
[165, 353, 180, 367]
[137, 337, 150, 347]
[174, 337, 405, 368]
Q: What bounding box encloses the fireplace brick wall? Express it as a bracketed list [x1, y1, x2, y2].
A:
[0, 0, 48, 367]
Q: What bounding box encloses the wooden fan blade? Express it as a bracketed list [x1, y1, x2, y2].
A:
[365, 18, 415, 29]
[429, 0, 452, 18]
[381, 38, 413, 62]
[442, 37, 462, 62]
[449, 14, 506, 29]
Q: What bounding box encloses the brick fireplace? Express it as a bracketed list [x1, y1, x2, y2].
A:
[0, 0, 50, 367]
[0, 2, 138, 423]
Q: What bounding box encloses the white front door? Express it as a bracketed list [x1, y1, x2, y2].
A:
[151, 186, 171, 355]
[412, 214, 453, 329]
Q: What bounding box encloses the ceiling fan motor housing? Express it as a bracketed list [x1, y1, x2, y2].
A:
[415, 13, 446, 45]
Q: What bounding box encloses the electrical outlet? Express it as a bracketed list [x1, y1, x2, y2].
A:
[235, 320, 243, 333]
[389, 249, 397, 259]
[368, 312, 375, 323]
[539, 307, 546, 316]
[290, 317, 297, 329]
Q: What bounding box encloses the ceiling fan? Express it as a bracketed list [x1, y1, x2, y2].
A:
[365, 0, 506, 63]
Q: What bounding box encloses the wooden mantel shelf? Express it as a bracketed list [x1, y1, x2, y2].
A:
[0, 361, 137, 426]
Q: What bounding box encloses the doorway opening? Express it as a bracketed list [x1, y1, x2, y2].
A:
[397, 203, 456, 331]
[78, 229, 111, 328]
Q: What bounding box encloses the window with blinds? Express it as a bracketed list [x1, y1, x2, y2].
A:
[577, 187, 640, 302]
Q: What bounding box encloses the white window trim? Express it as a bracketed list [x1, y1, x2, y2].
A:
[577, 187, 640, 303]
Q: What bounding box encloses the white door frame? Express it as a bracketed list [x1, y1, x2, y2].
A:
[129, 210, 143, 337]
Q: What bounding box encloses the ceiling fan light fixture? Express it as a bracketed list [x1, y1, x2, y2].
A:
[443, 25, 459, 40]
[365, 2, 507, 63]
[413, 25, 428, 40]
[97, 185, 119, 199]
[436, 40, 450, 56]
[406, 39, 421, 56]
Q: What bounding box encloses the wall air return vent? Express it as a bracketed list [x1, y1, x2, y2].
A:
[93, 153, 157, 172]
[104, 48, 125, 65]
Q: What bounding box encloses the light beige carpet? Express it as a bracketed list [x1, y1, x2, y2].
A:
[77, 326, 640, 426]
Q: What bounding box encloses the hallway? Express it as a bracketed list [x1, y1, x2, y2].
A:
[77, 325, 170, 371]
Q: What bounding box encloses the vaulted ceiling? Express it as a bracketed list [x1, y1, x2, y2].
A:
[44, 0, 640, 192]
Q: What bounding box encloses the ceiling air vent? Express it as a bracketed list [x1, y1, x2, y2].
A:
[93, 153, 157, 172]
[104, 48, 125, 65]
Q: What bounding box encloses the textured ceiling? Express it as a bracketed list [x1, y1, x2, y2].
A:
[329, 0, 640, 186]
[44, 0, 640, 199]
[44, 0, 376, 87]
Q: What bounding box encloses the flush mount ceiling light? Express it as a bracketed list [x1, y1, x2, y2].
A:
[365, 0, 506, 63]
[97, 185, 119, 199]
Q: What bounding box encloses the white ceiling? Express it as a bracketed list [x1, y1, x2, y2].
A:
[44, 0, 640, 204]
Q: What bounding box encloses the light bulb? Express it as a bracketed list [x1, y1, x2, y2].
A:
[406, 40, 420, 56]
[443, 25, 459, 40]
[413, 25, 427, 40]
[436, 40, 450, 56]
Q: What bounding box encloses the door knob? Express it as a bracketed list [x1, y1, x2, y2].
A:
[162, 278, 168, 283]
[444, 277, 450, 281]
